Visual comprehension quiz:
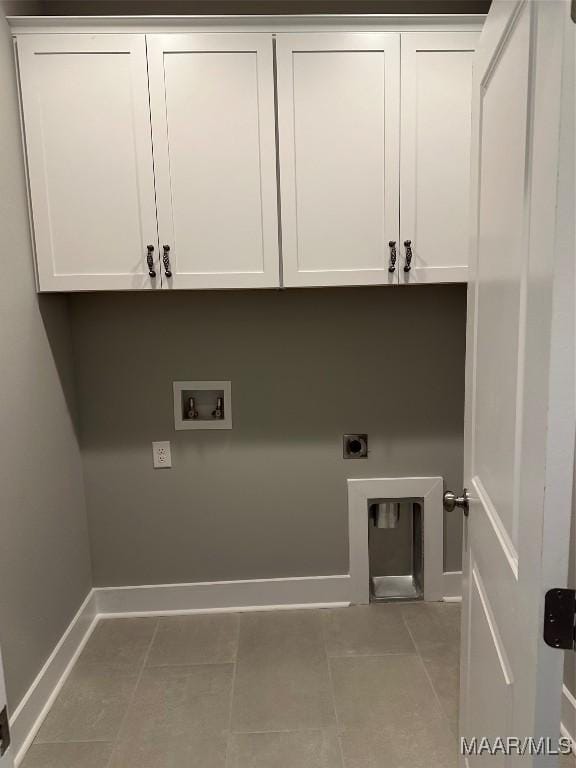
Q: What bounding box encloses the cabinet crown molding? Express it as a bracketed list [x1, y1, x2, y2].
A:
[8, 14, 485, 34]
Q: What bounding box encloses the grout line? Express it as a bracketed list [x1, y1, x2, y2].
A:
[327, 649, 418, 658]
[228, 727, 342, 735]
[143, 661, 237, 669]
[327, 651, 424, 661]
[104, 618, 160, 768]
[320, 608, 347, 768]
[401, 611, 456, 731]
[223, 613, 241, 768]
[32, 738, 115, 745]
[415, 651, 453, 727]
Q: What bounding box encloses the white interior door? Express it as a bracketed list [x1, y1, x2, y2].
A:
[147, 34, 280, 290]
[400, 31, 478, 284]
[276, 33, 400, 287]
[459, 0, 574, 762]
[17, 34, 159, 292]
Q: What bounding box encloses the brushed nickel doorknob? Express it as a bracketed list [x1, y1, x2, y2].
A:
[444, 488, 470, 516]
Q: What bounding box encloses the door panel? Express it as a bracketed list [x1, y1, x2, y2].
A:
[460, 0, 573, 760]
[17, 34, 159, 291]
[400, 32, 477, 284]
[147, 34, 279, 289]
[276, 33, 400, 287]
[466, 563, 513, 767]
[473, 7, 530, 550]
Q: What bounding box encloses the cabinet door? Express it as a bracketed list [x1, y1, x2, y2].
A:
[17, 34, 159, 292]
[276, 33, 400, 287]
[147, 34, 279, 290]
[400, 32, 478, 284]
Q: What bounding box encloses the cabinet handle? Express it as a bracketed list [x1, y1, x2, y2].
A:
[403, 240, 413, 273]
[146, 245, 156, 278]
[162, 245, 172, 278]
[388, 241, 397, 273]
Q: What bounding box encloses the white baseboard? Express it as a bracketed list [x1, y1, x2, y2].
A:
[94, 574, 351, 616]
[10, 590, 99, 766]
[443, 570, 463, 601]
[11, 569, 467, 766]
[10, 574, 350, 764]
[562, 684, 576, 755]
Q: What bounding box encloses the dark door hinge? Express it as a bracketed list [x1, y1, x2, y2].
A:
[0, 705, 10, 757]
[543, 588, 576, 650]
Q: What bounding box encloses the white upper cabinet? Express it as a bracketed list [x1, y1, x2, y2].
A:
[276, 33, 401, 287]
[14, 22, 480, 292]
[147, 34, 280, 289]
[17, 34, 159, 291]
[399, 32, 478, 283]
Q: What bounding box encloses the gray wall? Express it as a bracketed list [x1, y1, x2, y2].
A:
[0, 4, 92, 711]
[70, 285, 467, 587]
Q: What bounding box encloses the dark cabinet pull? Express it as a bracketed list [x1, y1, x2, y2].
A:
[388, 241, 397, 273]
[163, 245, 172, 278]
[146, 245, 156, 278]
[403, 240, 413, 272]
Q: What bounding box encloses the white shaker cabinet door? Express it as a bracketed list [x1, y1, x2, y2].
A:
[276, 33, 400, 287]
[17, 34, 159, 292]
[399, 32, 478, 284]
[147, 34, 280, 289]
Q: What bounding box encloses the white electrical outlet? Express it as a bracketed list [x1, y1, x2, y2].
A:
[152, 441, 172, 468]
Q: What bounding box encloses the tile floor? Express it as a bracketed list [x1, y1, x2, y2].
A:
[20, 603, 575, 768]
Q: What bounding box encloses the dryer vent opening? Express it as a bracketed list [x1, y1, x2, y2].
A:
[368, 500, 423, 602]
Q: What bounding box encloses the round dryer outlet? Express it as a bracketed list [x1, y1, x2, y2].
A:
[343, 434, 368, 459]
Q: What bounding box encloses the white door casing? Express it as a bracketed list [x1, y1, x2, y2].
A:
[459, 0, 574, 762]
[276, 32, 400, 287]
[147, 33, 280, 289]
[17, 34, 159, 292]
[400, 31, 478, 284]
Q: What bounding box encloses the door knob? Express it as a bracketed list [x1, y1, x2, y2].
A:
[443, 488, 470, 516]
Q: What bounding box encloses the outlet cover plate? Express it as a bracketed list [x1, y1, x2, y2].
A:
[152, 440, 172, 468]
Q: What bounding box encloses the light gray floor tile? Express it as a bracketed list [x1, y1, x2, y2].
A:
[418, 642, 460, 724]
[339, 719, 457, 768]
[447, 715, 459, 739]
[20, 742, 114, 768]
[401, 602, 461, 725]
[147, 614, 239, 667]
[109, 663, 233, 768]
[110, 732, 228, 768]
[35, 666, 138, 743]
[330, 654, 444, 732]
[26, 603, 469, 767]
[77, 618, 158, 673]
[227, 730, 343, 768]
[322, 605, 415, 657]
[232, 610, 335, 733]
[401, 603, 461, 652]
